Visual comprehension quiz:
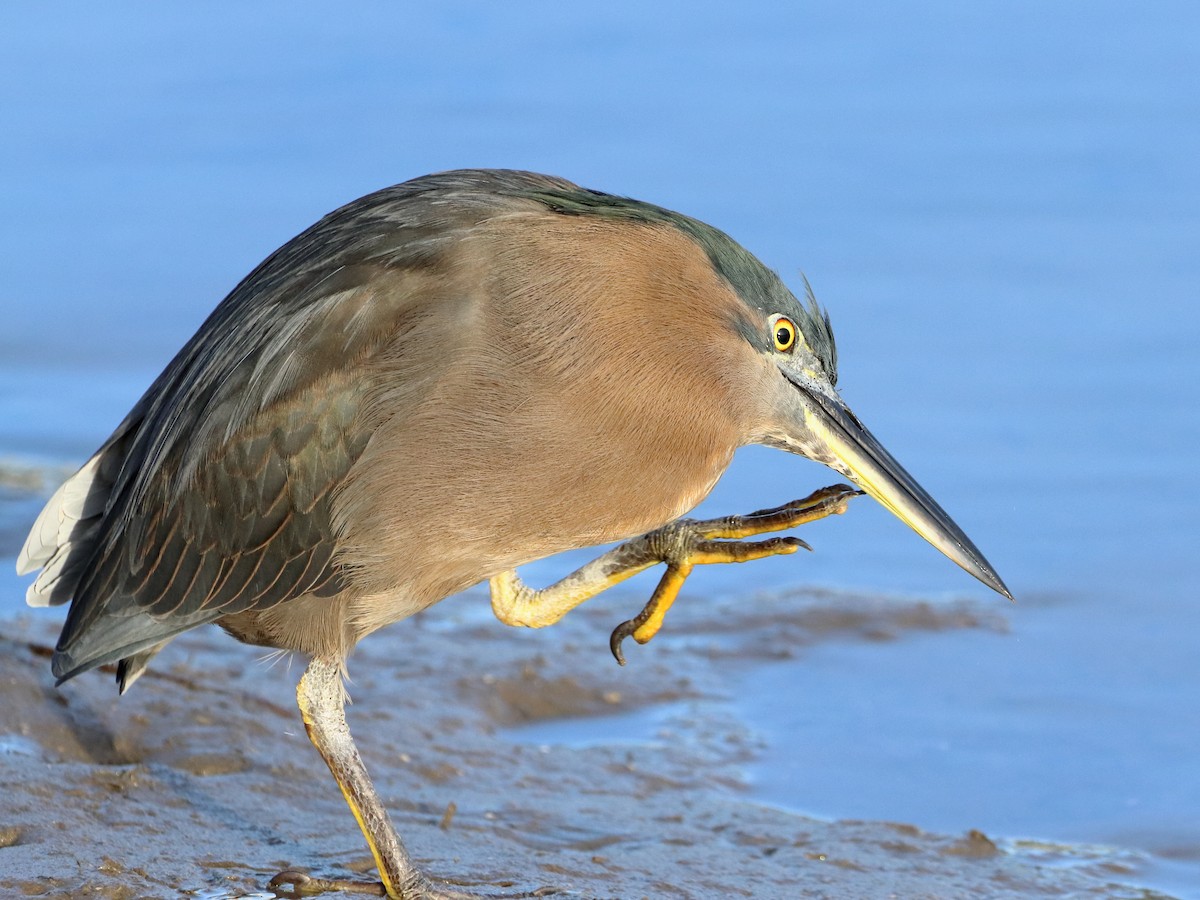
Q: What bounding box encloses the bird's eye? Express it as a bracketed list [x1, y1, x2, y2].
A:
[772, 317, 797, 353]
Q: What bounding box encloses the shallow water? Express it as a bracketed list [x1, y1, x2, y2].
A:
[2, 2, 1198, 897]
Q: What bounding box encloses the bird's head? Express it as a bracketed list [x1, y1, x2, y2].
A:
[732, 274, 1011, 599]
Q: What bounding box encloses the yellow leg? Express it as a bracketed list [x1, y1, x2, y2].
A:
[490, 484, 862, 663]
[273, 658, 552, 899]
[607, 561, 693, 664]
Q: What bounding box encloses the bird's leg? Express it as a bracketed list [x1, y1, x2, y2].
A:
[606, 483, 861, 663]
[277, 657, 499, 899]
[490, 483, 862, 663]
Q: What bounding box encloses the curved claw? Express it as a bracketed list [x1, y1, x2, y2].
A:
[609, 618, 637, 666]
[610, 562, 691, 665]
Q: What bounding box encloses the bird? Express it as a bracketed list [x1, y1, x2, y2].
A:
[16, 169, 1010, 899]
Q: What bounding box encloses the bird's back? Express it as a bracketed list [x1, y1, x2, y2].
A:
[16, 169, 779, 689]
[17, 171, 571, 685]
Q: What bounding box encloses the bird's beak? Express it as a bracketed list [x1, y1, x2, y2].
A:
[792, 382, 1011, 599]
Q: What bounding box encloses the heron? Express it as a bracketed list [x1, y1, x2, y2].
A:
[17, 169, 1009, 899]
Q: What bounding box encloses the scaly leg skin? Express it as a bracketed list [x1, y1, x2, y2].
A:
[270, 658, 560, 899]
[490, 483, 863, 664]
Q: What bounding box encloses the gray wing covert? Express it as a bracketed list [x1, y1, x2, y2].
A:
[52, 291, 381, 682]
[40, 174, 532, 683]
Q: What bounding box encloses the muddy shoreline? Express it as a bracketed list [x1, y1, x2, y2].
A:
[0, 584, 1175, 899]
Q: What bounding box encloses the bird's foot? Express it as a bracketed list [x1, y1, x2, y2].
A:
[609, 483, 862, 664]
[488, 483, 860, 660]
[269, 869, 385, 896]
[268, 868, 567, 899]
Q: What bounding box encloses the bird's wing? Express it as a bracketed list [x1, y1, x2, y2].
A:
[27, 171, 575, 682]
[40, 185, 488, 681]
[48, 270, 389, 680]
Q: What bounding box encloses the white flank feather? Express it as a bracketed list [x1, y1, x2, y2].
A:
[16, 454, 105, 585]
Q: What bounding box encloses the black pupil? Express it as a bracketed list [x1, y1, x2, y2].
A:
[776, 324, 791, 346]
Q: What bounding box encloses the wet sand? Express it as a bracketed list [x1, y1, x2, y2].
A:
[0, 581, 1175, 899]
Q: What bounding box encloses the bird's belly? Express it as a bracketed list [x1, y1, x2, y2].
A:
[334, 435, 735, 642]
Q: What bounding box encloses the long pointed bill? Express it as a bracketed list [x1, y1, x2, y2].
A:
[797, 386, 1012, 599]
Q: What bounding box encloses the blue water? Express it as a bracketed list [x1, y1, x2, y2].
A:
[2, 1, 1198, 893]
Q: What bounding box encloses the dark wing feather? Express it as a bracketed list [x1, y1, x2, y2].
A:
[40, 170, 578, 683]
[53, 323, 374, 682]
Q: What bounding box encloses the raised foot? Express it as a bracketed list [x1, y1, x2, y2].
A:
[269, 869, 568, 899]
[488, 485, 861, 666]
[609, 483, 862, 664]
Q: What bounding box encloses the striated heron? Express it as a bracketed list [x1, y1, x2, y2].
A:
[17, 169, 1009, 898]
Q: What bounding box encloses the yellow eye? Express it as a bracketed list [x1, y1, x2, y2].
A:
[772, 317, 796, 352]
